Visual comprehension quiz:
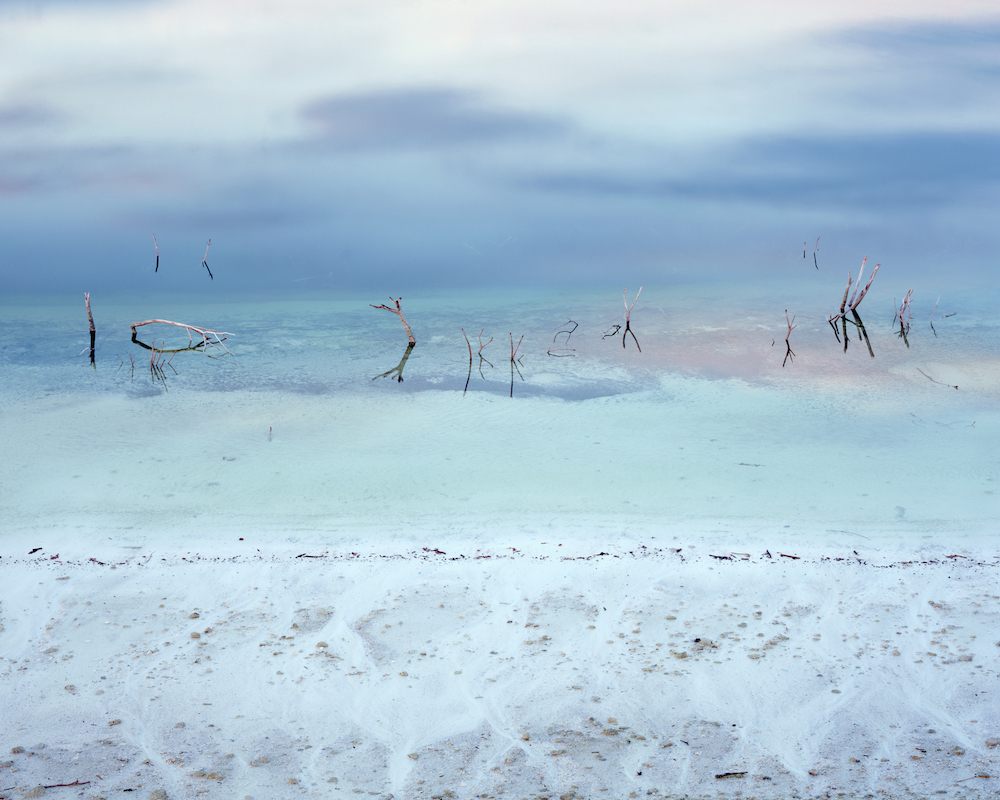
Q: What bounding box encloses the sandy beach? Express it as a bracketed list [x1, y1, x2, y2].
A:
[3, 541, 999, 799]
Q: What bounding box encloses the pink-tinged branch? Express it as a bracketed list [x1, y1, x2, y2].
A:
[370, 296, 415, 345]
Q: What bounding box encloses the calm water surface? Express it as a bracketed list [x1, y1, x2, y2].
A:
[2, 280, 997, 550]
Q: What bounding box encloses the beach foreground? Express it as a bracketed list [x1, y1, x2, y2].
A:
[2, 542, 999, 800]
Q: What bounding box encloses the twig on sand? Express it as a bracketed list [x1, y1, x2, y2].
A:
[201, 239, 213, 280]
[370, 297, 415, 346]
[916, 368, 958, 390]
[954, 774, 997, 784]
[84, 292, 96, 369]
[782, 309, 796, 367]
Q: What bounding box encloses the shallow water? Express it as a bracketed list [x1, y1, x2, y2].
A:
[2, 280, 997, 550]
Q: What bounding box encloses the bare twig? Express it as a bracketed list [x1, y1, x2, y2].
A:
[622, 287, 642, 351]
[813, 236, 820, 270]
[153, 233, 159, 272]
[602, 324, 621, 339]
[547, 348, 576, 357]
[894, 289, 913, 347]
[201, 239, 213, 280]
[462, 328, 472, 395]
[917, 368, 958, 390]
[509, 333, 524, 397]
[554, 320, 578, 344]
[84, 292, 96, 368]
[477, 328, 494, 378]
[370, 297, 415, 346]
[782, 309, 796, 367]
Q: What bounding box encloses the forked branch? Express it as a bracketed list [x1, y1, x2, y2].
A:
[622, 287, 642, 351]
[371, 296, 416, 346]
[782, 310, 796, 367]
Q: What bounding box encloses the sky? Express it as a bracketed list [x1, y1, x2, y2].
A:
[1, 0, 999, 293]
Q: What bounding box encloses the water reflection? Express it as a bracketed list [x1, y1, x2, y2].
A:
[373, 343, 415, 383]
[129, 318, 234, 389]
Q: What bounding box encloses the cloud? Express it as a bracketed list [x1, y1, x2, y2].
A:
[835, 20, 1000, 56]
[0, 102, 64, 128]
[300, 87, 567, 150]
[525, 131, 1000, 209]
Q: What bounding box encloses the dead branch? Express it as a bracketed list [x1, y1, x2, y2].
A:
[477, 328, 493, 378]
[622, 287, 642, 351]
[509, 333, 524, 397]
[554, 320, 578, 344]
[130, 319, 233, 356]
[462, 328, 473, 395]
[602, 324, 621, 339]
[917, 368, 958, 390]
[782, 309, 796, 367]
[153, 233, 159, 272]
[813, 237, 820, 270]
[829, 257, 879, 357]
[84, 292, 96, 369]
[201, 239, 213, 280]
[548, 348, 576, 357]
[370, 296, 415, 346]
[894, 289, 913, 347]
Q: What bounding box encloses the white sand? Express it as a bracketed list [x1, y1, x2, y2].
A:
[2, 540, 999, 800]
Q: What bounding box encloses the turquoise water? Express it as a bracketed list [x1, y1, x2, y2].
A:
[2, 280, 997, 549]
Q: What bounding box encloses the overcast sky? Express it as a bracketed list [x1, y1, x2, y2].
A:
[1, 0, 999, 293]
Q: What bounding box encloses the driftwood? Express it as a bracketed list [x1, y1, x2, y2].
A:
[371, 296, 415, 346]
[130, 319, 232, 355]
